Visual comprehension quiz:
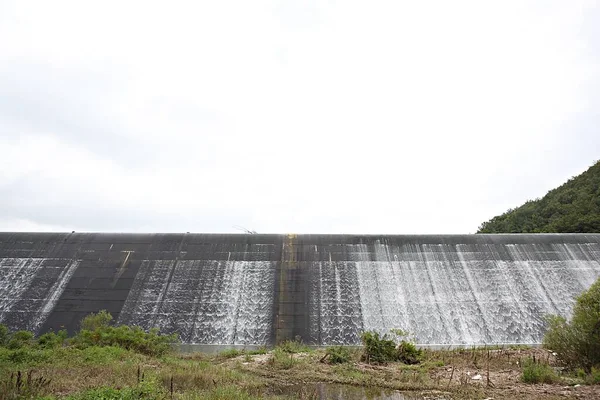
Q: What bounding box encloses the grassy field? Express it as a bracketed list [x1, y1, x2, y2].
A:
[1, 341, 599, 399]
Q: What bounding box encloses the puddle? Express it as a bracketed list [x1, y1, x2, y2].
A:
[271, 383, 451, 399]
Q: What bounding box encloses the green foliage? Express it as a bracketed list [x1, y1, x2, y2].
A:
[276, 338, 311, 354]
[220, 349, 242, 359]
[0, 324, 8, 347]
[37, 330, 68, 349]
[246, 346, 267, 355]
[0, 312, 176, 361]
[521, 357, 558, 384]
[360, 330, 421, 365]
[544, 277, 600, 372]
[80, 345, 129, 364]
[478, 160, 600, 233]
[65, 380, 165, 400]
[325, 346, 351, 364]
[361, 331, 398, 364]
[396, 340, 421, 365]
[268, 348, 297, 369]
[0, 347, 51, 365]
[73, 324, 178, 357]
[7, 331, 34, 350]
[586, 367, 600, 385]
[80, 309, 113, 331]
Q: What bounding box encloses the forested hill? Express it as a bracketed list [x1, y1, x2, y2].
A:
[477, 161, 600, 233]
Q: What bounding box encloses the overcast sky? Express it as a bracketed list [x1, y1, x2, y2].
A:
[0, 1, 599, 234]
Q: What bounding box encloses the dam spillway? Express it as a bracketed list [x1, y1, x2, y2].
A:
[1, 232, 599, 346]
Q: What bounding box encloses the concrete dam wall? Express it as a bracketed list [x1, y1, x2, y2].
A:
[1, 232, 599, 346]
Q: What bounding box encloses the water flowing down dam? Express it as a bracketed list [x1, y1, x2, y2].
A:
[1, 232, 599, 346]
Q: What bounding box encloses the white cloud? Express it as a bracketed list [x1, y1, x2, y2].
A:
[1, 0, 599, 233]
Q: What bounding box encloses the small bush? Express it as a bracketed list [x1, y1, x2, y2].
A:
[37, 330, 68, 349]
[521, 357, 558, 384]
[361, 331, 397, 364]
[7, 331, 34, 350]
[584, 367, 600, 385]
[73, 312, 178, 357]
[325, 346, 351, 364]
[0, 347, 51, 365]
[397, 340, 421, 365]
[80, 310, 113, 331]
[360, 330, 421, 365]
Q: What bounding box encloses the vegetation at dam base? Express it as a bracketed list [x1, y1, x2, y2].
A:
[3, 277, 600, 399]
[478, 160, 600, 233]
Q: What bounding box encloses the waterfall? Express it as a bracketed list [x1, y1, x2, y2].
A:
[118, 259, 275, 344]
[0, 258, 80, 333]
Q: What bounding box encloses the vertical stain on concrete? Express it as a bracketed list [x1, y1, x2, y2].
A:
[275, 233, 306, 343]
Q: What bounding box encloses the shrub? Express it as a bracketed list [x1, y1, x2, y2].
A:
[7, 331, 34, 350]
[521, 357, 558, 384]
[544, 277, 600, 372]
[73, 311, 178, 357]
[74, 325, 177, 357]
[361, 331, 398, 364]
[396, 340, 421, 365]
[587, 367, 600, 385]
[37, 330, 68, 349]
[80, 310, 113, 331]
[0, 347, 51, 364]
[360, 330, 421, 364]
[325, 346, 351, 364]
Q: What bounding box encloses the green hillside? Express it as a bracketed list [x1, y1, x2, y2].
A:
[477, 161, 600, 233]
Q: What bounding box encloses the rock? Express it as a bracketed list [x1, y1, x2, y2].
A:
[472, 374, 482, 380]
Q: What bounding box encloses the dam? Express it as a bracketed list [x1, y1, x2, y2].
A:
[1, 232, 599, 347]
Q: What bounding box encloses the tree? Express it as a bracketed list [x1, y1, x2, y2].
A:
[477, 160, 600, 233]
[544, 277, 600, 372]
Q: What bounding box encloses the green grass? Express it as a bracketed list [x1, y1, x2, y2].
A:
[267, 348, 302, 370]
[220, 349, 243, 359]
[275, 339, 312, 354]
